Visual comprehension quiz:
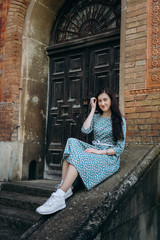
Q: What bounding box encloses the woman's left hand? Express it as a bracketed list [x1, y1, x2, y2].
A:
[85, 148, 103, 155]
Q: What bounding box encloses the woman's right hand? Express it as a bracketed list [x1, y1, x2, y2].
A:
[82, 97, 96, 130]
[90, 97, 97, 111]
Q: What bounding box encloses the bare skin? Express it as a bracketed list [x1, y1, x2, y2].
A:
[60, 93, 115, 193]
[60, 162, 78, 192]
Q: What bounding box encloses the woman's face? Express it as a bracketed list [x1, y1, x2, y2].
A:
[97, 93, 111, 112]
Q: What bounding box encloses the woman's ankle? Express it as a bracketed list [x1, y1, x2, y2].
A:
[56, 188, 65, 197]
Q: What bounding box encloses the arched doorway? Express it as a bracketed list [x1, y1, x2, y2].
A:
[46, 0, 121, 174]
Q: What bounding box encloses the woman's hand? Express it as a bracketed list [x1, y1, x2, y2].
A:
[82, 97, 96, 130]
[90, 97, 97, 112]
[85, 148, 107, 155]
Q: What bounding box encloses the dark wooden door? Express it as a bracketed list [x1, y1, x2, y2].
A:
[46, 40, 120, 170]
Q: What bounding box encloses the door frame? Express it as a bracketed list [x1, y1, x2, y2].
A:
[46, 30, 120, 55]
[45, 32, 120, 170]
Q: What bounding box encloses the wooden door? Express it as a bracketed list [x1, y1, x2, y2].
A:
[46, 48, 88, 169]
[46, 40, 120, 170]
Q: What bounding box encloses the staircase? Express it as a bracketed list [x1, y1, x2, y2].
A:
[0, 180, 59, 240]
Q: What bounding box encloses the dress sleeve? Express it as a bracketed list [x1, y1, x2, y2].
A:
[81, 114, 95, 134]
[112, 117, 127, 157]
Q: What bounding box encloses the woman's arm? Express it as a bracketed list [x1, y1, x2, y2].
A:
[85, 118, 126, 156]
[85, 148, 115, 155]
[82, 97, 97, 130]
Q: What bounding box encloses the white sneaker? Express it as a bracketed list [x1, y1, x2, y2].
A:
[55, 182, 73, 199]
[36, 193, 66, 215]
[64, 187, 73, 199]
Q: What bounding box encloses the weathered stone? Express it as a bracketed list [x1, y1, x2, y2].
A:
[100, 153, 160, 240]
[37, 0, 66, 13]
[0, 142, 23, 181]
[22, 38, 49, 83]
[23, 1, 56, 45]
[18, 144, 160, 240]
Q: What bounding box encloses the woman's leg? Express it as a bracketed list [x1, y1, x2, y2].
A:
[61, 160, 70, 180]
[60, 163, 78, 192]
[36, 163, 78, 215]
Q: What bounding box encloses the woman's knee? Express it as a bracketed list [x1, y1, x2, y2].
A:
[67, 137, 77, 143]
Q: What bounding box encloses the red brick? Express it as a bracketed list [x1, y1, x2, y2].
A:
[125, 113, 140, 119]
[141, 137, 152, 143]
[139, 113, 152, 118]
[126, 131, 134, 137]
[152, 125, 160, 130]
[134, 131, 146, 136]
[147, 94, 160, 100]
[135, 83, 146, 89]
[132, 137, 141, 143]
[140, 100, 152, 106]
[153, 137, 160, 143]
[125, 101, 140, 107]
[135, 95, 147, 101]
[146, 119, 157, 124]
[152, 112, 160, 118]
[125, 107, 136, 113]
[139, 125, 152, 131]
[125, 84, 135, 90]
[152, 100, 160, 106]
[134, 119, 146, 124]
[147, 131, 159, 137]
[135, 106, 159, 113]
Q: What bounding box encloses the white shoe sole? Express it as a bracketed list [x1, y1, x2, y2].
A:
[36, 203, 66, 215]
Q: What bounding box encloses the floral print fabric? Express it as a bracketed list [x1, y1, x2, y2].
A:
[63, 114, 126, 190]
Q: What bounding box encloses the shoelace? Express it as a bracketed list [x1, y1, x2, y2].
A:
[55, 180, 63, 190]
[44, 193, 58, 206]
[55, 183, 61, 189]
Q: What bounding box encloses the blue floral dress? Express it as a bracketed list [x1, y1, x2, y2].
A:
[63, 114, 126, 190]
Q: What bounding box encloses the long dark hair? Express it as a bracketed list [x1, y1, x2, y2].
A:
[96, 88, 124, 142]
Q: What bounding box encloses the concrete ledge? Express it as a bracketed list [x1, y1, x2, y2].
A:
[21, 144, 160, 240]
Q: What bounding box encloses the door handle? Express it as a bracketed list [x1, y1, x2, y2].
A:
[82, 97, 89, 106]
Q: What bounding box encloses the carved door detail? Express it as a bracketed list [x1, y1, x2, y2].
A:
[47, 41, 120, 170]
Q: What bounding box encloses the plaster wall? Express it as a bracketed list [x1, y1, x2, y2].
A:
[0, 142, 23, 181]
[20, 0, 66, 179]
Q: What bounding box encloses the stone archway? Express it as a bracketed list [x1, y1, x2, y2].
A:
[2, 0, 67, 180]
[21, 0, 67, 179]
[2, 0, 126, 181]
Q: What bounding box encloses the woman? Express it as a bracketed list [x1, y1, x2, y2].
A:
[36, 88, 126, 215]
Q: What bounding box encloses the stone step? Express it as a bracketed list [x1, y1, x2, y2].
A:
[0, 204, 40, 233]
[0, 190, 47, 211]
[0, 180, 60, 240]
[0, 226, 21, 240]
[1, 180, 58, 197]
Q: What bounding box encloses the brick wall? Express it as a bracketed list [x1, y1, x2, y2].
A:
[0, 0, 12, 140]
[0, 0, 30, 141]
[0, 0, 160, 144]
[125, 0, 160, 143]
[125, 91, 160, 143]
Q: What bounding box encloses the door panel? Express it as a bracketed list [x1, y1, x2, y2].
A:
[47, 40, 120, 169]
[90, 41, 120, 96]
[47, 50, 87, 168]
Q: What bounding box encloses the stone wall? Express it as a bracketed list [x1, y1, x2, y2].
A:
[99, 153, 160, 240]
